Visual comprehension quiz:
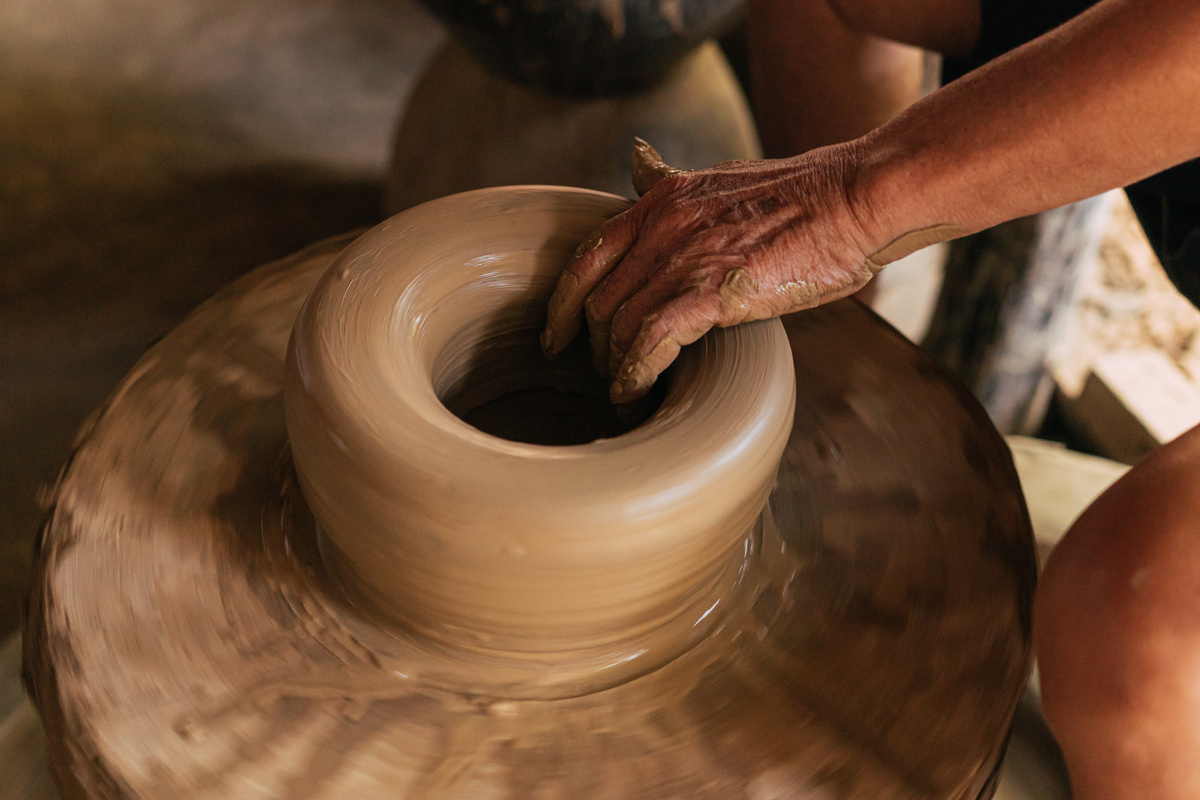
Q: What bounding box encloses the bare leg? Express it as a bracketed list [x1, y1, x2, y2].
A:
[747, 0, 981, 158]
[748, 0, 923, 157]
[1035, 423, 1200, 800]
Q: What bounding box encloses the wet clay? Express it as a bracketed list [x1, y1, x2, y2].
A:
[630, 137, 684, 197]
[25, 188, 1037, 799]
[865, 224, 969, 271]
[286, 188, 797, 691]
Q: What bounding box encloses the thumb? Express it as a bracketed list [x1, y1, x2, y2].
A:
[630, 138, 683, 197]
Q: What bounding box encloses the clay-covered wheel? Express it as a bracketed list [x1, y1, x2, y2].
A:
[25, 187, 1035, 799]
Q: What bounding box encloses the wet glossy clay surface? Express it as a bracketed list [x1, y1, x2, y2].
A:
[25, 189, 1036, 800]
[285, 189, 796, 693]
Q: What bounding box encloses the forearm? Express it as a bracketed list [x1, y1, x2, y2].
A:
[851, 0, 1200, 252]
[541, 0, 1200, 401]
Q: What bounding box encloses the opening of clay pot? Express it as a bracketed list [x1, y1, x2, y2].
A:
[284, 187, 796, 693]
[436, 313, 665, 446]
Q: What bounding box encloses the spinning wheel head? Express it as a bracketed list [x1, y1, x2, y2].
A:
[24, 187, 1035, 800]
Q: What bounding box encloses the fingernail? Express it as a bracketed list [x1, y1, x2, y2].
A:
[540, 328, 557, 356]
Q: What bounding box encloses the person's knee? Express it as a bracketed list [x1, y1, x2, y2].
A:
[1034, 425, 1200, 798]
[824, 0, 980, 56]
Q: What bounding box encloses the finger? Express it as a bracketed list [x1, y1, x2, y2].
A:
[585, 276, 616, 377]
[605, 272, 682, 378]
[609, 289, 722, 404]
[607, 256, 743, 375]
[631, 137, 683, 197]
[582, 243, 661, 376]
[542, 208, 639, 357]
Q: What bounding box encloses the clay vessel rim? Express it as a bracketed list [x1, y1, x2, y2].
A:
[283, 186, 798, 659]
[286, 185, 797, 489]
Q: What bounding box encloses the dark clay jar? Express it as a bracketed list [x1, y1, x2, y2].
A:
[416, 0, 746, 94]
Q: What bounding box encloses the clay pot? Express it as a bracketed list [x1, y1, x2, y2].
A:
[415, 0, 745, 94]
[286, 187, 794, 691]
[386, 40, 760, 213]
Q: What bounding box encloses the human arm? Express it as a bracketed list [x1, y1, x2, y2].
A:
[542, 0, 1200, 402]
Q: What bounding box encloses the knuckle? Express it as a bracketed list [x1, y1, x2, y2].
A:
[572, 228, 605, 260]
[677, 263, 724, 293]
[641, 311, 673, 344]
[647, 170, 689, 200]
[584, 292, 604, 322]
[610, 298, 641, 331]
[661, 171, 688, 191]
[562, 259, 594, 290]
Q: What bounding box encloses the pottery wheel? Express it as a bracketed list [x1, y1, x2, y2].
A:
[24, 198, 1036, 799]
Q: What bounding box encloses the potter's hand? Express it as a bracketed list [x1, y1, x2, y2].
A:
[541, 139, 884, 403]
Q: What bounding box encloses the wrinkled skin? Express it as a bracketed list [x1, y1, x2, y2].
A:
[541, 143, 879, 403]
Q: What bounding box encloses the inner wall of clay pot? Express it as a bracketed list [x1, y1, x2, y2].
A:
[433, 295, 666, 446]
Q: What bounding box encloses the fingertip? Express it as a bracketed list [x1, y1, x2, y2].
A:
[609, 376, 645, 404]
[544, 271, 583, 356]
[630, 138, 682, 198]
[614, 291, 717, 402]
[609, 379, 633, 404]
[539, 326, 557, 358]
[542, 316, 578, 358]
[609, 338, 657, 404]
[610, 355, 662, 403]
